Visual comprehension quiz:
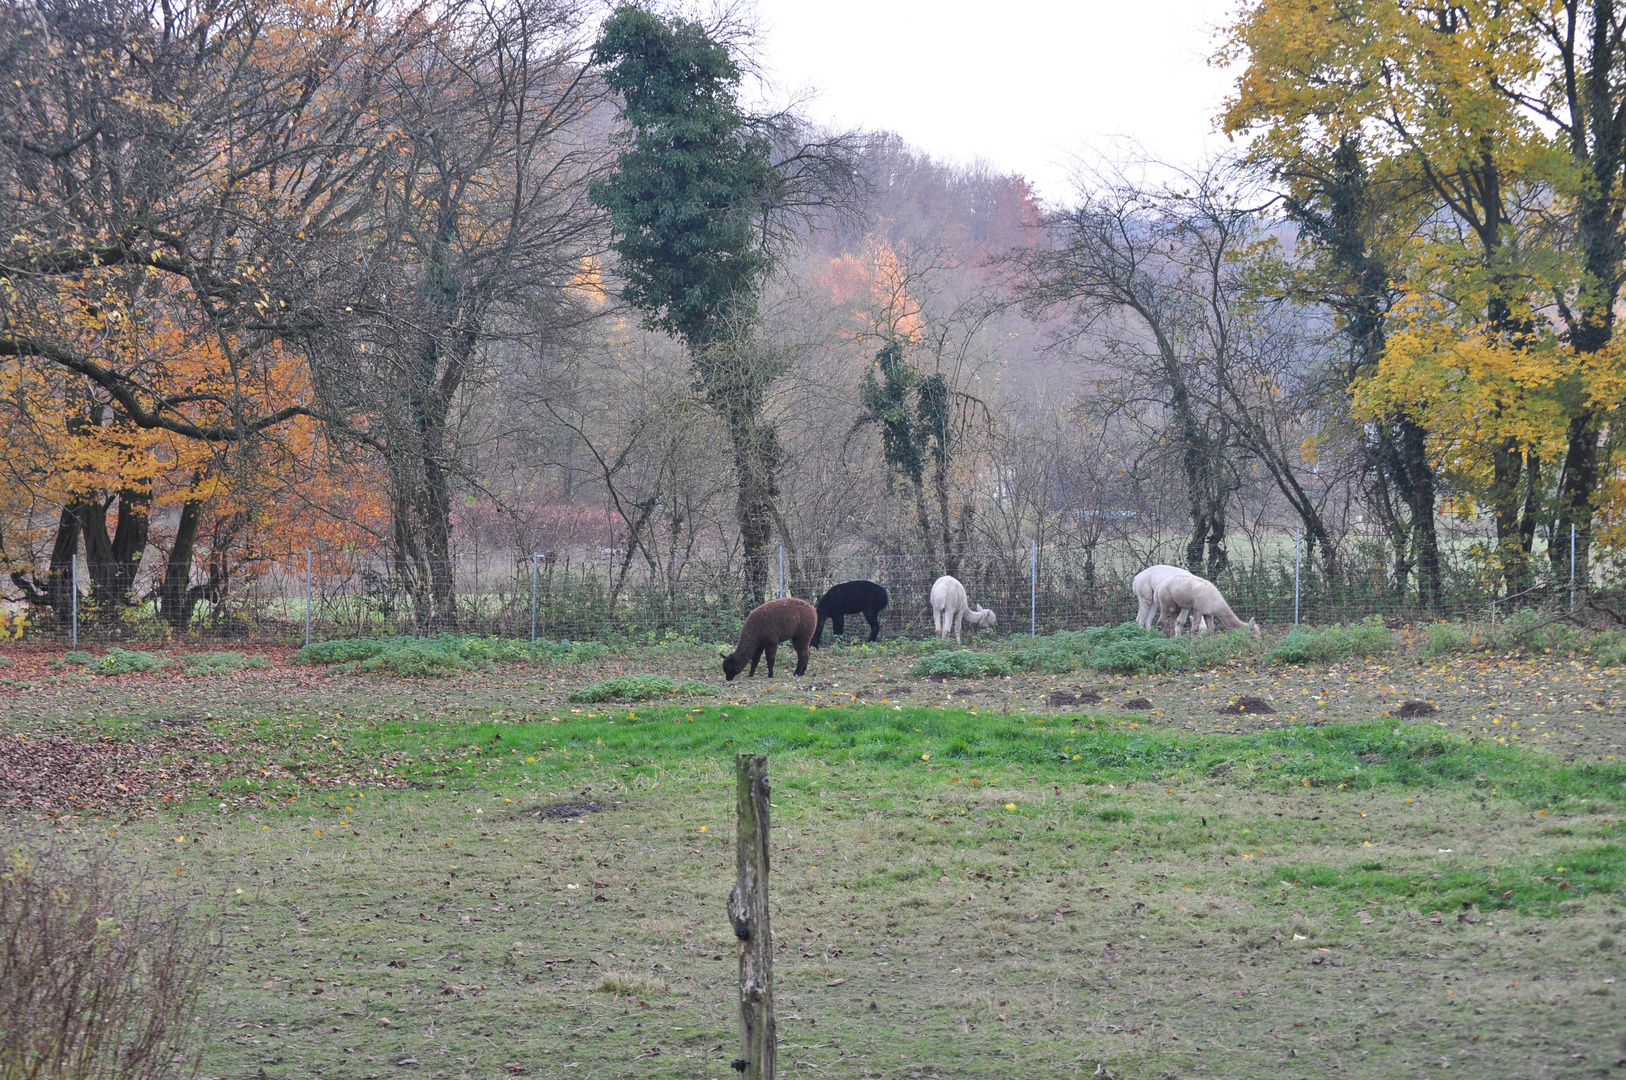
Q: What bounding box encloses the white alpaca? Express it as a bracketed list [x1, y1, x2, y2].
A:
[1132, 564, 1195, 629]
[1155, 573, 1260, 639]
[930, 575, 996, 644]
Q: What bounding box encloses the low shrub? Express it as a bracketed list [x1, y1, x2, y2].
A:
[568, 674, 676, 703]
[912, 651, 1013, 679]
[295, 638, 390, 666]
[674, 679, 715, 696]
[1419, 622, 1474, 659]
[1267, 617, 1396, 665]
[88, 648, 167, 676]
[0, 842, 217, 1080]
[60, 651, 94, 667]
[1592, 630, 1626, 667]
[179, 651, 269, 675]
[1005, 646, 1078, 674]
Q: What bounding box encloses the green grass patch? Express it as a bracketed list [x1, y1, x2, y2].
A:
[1267, 843, 1626, 914]
[231, 705, 1626, 816]
[1267, 617, 1397, 664]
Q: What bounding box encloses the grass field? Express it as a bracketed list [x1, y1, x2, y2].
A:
[2, 626, 1625, 1078]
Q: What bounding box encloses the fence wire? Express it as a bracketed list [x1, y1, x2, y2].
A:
[1, 535, 1603, 646]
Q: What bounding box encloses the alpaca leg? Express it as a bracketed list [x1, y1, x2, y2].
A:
[833, 613, 845, 637]
[1136, 597, 1152, 629]
[764, 641, 778, 677]
[748, 644, 764, 677]
[864, 609, 881, 642]
[953, 611, 963, 645]
[792, 631, 811, 676]
[811, 615, 826, 649]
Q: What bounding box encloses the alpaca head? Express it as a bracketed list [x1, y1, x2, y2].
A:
[1245, 619, 1261, 641]
[721, 652, 746, 681]
[968, 606, 997, 630]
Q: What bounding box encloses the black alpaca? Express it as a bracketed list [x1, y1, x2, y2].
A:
[810, 580, 890, 647]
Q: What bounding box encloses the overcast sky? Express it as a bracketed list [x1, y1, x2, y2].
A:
[747, 0, 1241, 205]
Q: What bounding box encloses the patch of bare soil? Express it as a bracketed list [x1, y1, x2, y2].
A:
[1120, 697, 1153, 710]
[1047, 690, 1103, 707]
[1396, 698, 1439, 717]
[1217, 694, 1274, 714]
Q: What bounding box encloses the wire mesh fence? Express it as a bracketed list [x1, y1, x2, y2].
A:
[1, 532, 1606, 647]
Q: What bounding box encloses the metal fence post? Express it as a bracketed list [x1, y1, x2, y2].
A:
[1570, 523, 1577, 613]
[778, 546, 785, 599]
[1294, 529, 1301, 626]
[70, 552, 78, 650]
[1030, 538, 1038, 637]
[530, 554, 541, 643]
[305, 550, 312, 647]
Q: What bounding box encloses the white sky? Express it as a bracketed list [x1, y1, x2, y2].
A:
[748, 0, 1242, 205]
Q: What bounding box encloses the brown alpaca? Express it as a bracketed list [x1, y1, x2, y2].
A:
[722, 598, 817, 680]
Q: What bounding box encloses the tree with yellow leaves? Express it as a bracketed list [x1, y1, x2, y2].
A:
[1224, 0, 1626, 593]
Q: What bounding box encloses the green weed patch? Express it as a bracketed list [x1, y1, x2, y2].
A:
[1267, 617, 1397, 664]
[180, 651, 270, 675]
[912, 651, 1013, 678]
[86, 648, 167, 675]
[295, 634, 605, 675]
[567, 674, 681, 702]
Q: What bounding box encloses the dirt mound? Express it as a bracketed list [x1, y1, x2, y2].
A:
[1120, 697, 1153, 710]
[1396, 699, 1439, 717]
[1048, 690, 1103, 707]
[1217, 695, 1274, 715]
[526, 801, 604, 820]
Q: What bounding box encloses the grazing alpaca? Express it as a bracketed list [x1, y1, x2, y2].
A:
[722, 598, 818, 680]
[811, 580, 890, 647]
[1155, 574, 1260, 639]
[930, 575, 996, 644]
[1132, 564, 1195, 629]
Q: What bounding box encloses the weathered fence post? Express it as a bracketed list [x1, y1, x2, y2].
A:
[778, 546, 786, 600]
[70, 552, 78, 651]
[727, 753, 775, 1080]
[305, 550, 313, 647]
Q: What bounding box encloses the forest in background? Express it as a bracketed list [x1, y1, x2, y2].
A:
[6, 0, 1626, 635]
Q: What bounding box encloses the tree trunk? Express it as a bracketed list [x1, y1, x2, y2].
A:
[911, 479, 937, 567]
[158, 499, 204, 628]
[1397, 420, 1441, 610]
[1553, 408, 1602, 586]
[10, 506, 81, 613]
[77, 490, 151, 613]
[726, 411, 780, 606]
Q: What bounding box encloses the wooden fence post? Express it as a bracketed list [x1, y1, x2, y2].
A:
[727, 753, 775, 1079]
